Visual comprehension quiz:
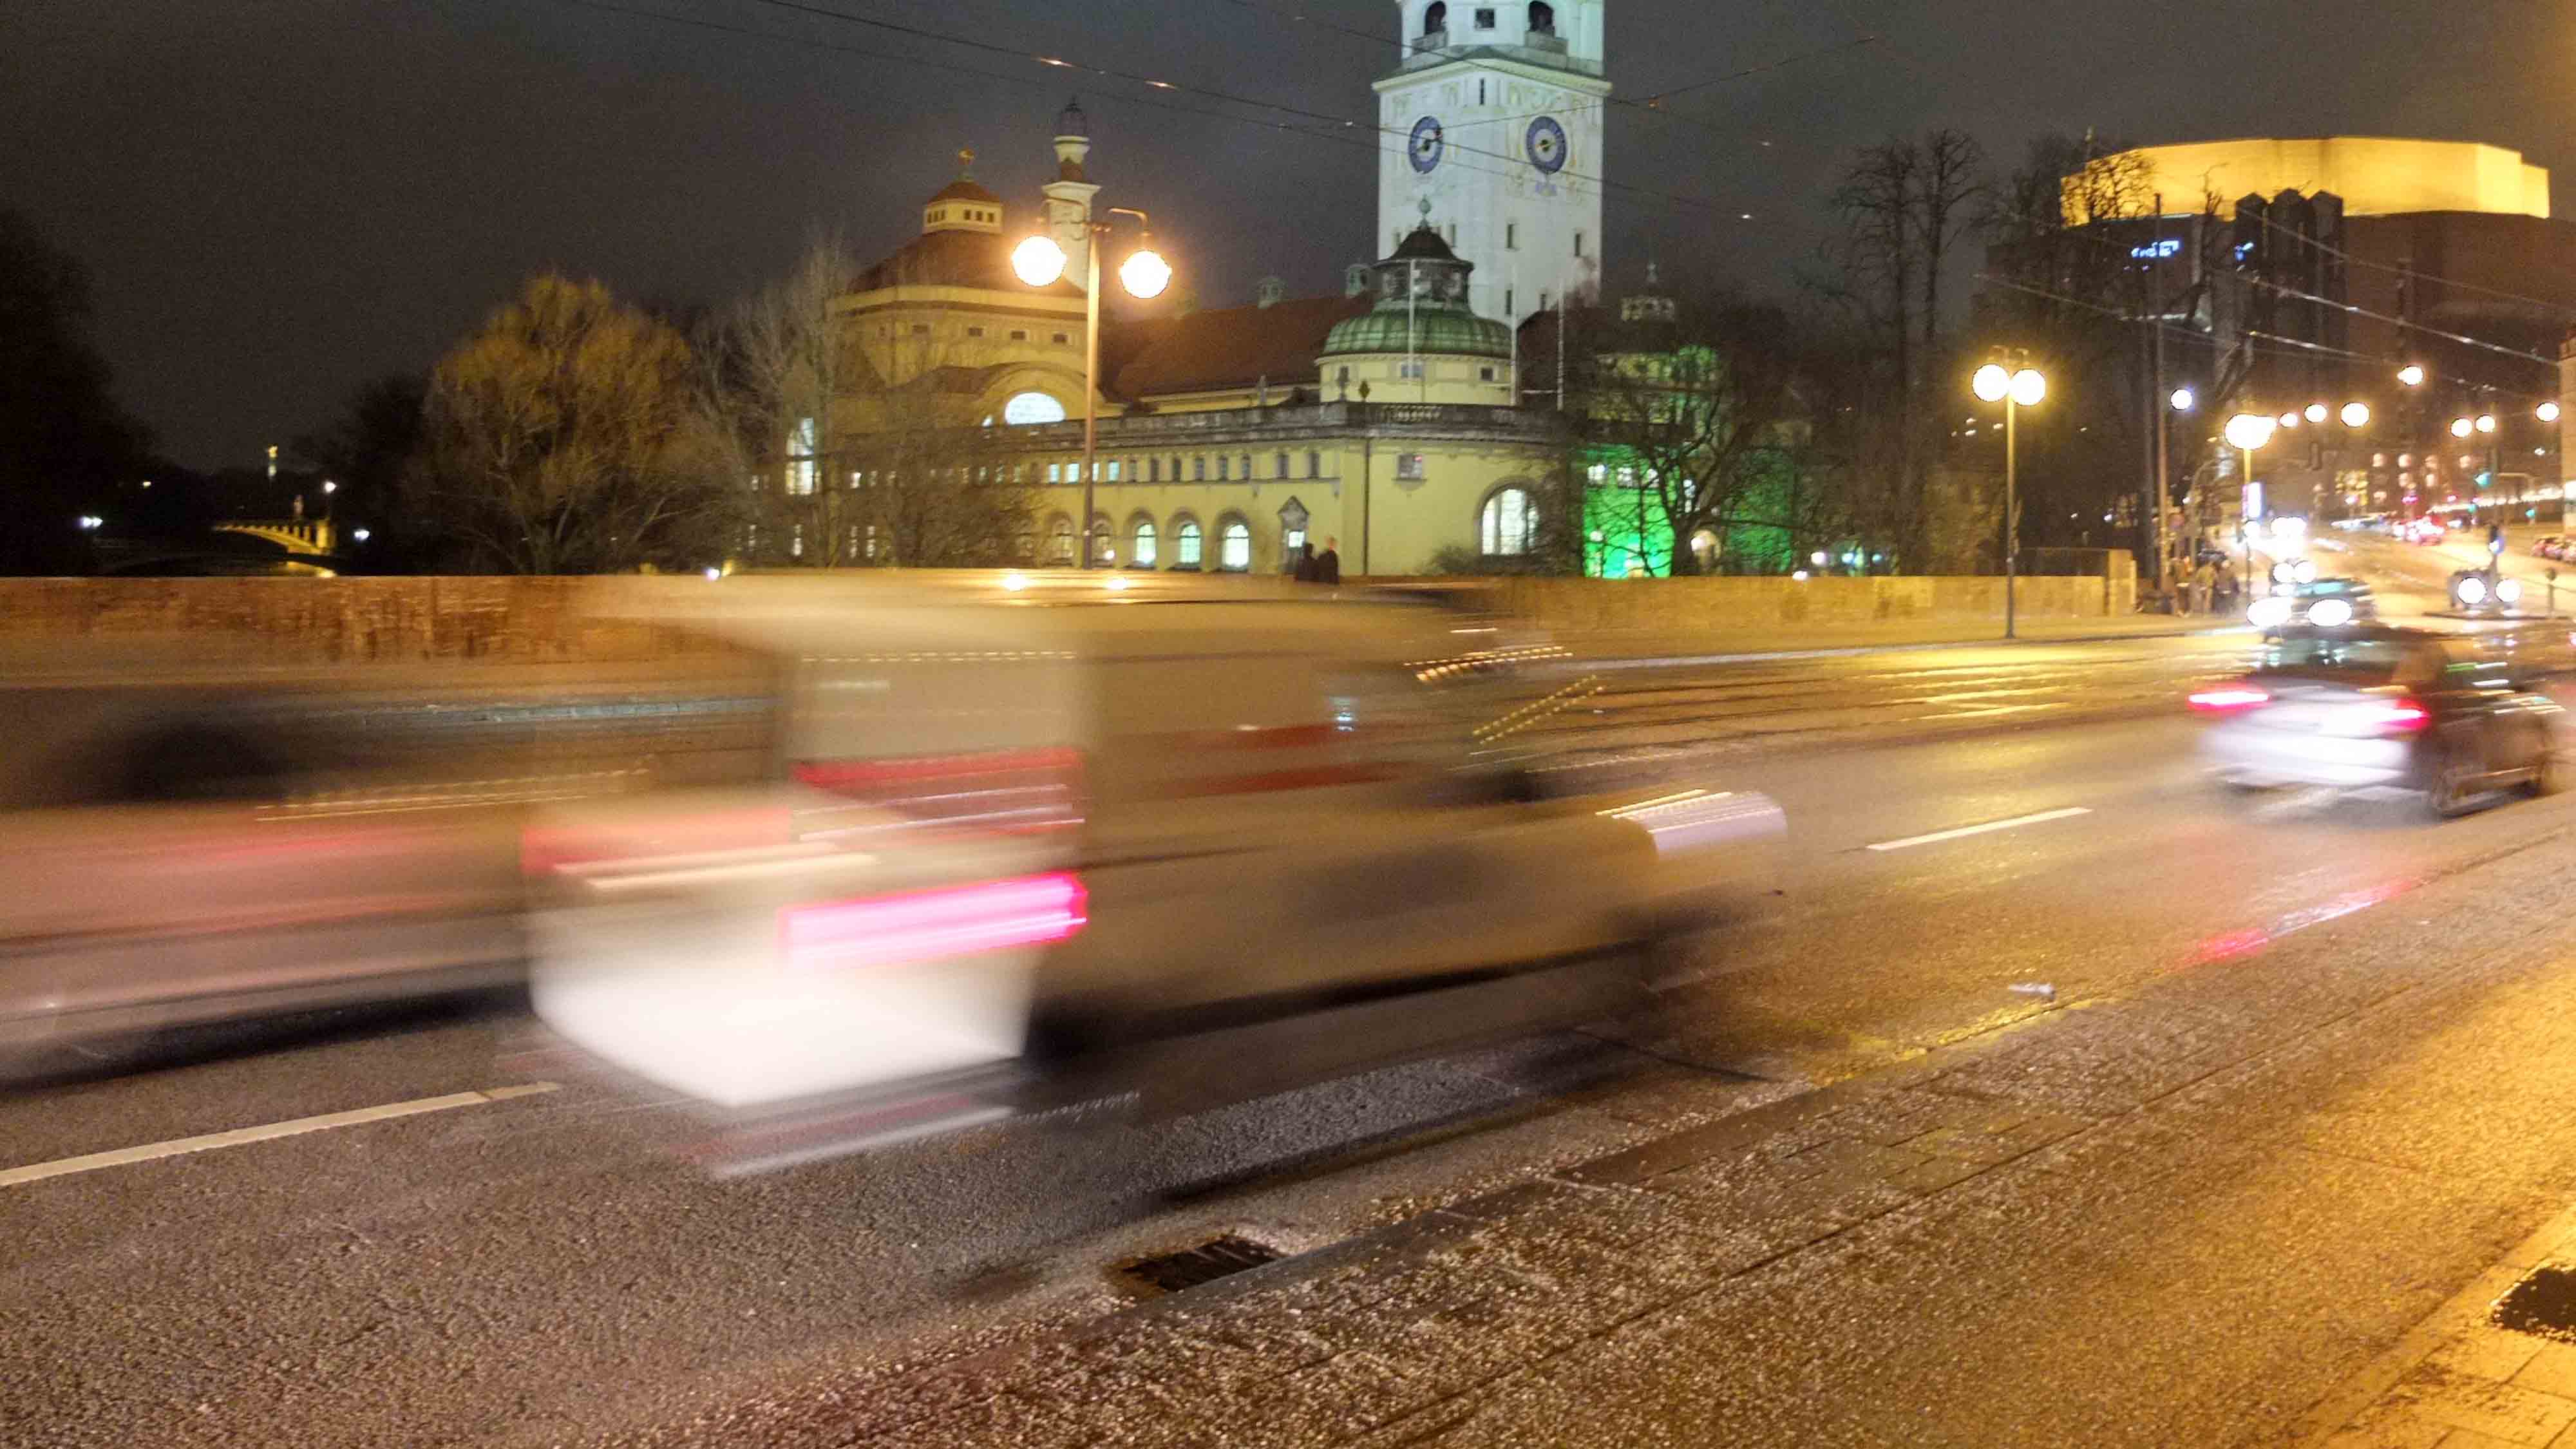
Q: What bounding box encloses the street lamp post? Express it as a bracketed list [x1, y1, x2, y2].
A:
[2224, 413, 2277, 592]
[1013, 208, 1170, 569]
[1973, 355, 2046, 639]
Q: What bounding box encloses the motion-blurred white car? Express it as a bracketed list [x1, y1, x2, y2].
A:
[526, 573, 1785, 1171]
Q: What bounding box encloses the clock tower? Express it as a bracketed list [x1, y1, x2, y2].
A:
[1375, 0, 1607, 327]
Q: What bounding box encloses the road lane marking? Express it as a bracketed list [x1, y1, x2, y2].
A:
[0, 1081, 560, 1189]
[1864, 807, 2092, 853]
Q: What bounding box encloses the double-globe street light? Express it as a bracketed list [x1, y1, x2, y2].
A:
[1012, 209, 1171, 569]
[1971, 355, 2046, 639]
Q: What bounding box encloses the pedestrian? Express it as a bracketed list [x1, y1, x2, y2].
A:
[1314, 535, 1342, 585]
[2192, 555, 2215, 616]
[1292, 540, 1317, 582]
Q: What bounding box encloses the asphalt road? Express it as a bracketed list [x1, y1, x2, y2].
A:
[15, 630, 2576, 1446]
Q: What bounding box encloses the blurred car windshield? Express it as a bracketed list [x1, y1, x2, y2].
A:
[2255, 634, 2415, 683]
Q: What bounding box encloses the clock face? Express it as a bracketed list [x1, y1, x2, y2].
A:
[1526, 115, 1567, 174]
[1408, 115, 1444, 174]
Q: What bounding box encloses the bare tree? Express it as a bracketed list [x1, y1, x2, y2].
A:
[1564, 294, 1812, 576]
[705, 238, 1039, 569]
[410, 274, 742, 573]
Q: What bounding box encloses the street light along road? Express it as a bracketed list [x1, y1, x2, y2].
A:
[1011, 213, 1174, 569]
[1971, 356, 2045, 639]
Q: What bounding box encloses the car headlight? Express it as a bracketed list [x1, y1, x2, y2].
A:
[2292, 559, 2318, 584]
[2499, 577, 2524, 605]
[2457, 575, 2490, 606]
[2248, 596, 2293, 629]
[2307, 597, 2354, 627]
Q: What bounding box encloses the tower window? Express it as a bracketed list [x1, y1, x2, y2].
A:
[1148, 457, 1160, 482]
[1052, 332, 1070, 344]
[1275, 451, 1290, 478]
[1479, 366, 1497, 381]
[1479, 79, 1486, 105]
[1194, 455, 1208, 481]
[1009, 328, 1028, 341]
[1422, 1, 1445, 35]
[1528, 1, 1554, 34]
[1473, 8, 1495, 28]
[1239, 453, 1253, 478]
[1573, 232, 1585, 258]
[1505, 288, 1515, 314]
[1307, 450, 1321, 477]
[1506, 222, 1517, 250]
[1397, 453, 1426, 480]
[1399, 359, 1425, 379]
[966, 325, 985, 338]
[911, 323, 931, 335]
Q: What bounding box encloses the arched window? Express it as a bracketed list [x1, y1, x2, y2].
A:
[1045, 515, 1075, 564]
[1217, 516, 1253, 572]
[1481, 486, 1535, 556]
[1422, 1, 1446, 36]
[1173, 516, 1204, 568]
[1090, 516, 1114, 565]
[1131, 518, 1159, 567]
[1527, 0, 1555, 34]
[1002, 391, 1067, 425]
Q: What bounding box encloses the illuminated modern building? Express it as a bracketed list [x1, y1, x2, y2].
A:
[2049, 137, 2575, 518]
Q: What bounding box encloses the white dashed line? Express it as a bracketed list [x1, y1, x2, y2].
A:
[0, 1081, 560, 1189]
[1864, 807, 2093, 853]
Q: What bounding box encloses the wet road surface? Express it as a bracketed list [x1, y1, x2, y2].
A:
[16, 637, 2576, 1445]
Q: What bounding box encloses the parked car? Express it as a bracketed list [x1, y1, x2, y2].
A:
[525, 573, 1787, 1173]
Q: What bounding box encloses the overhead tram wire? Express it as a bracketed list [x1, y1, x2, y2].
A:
[713, 0, 1772, 223]
[529, 0, 1642, 215]
[1975, 270, 2559, 406]
[1216, 0, 1877, 144]
[1834, 8, 2576, 334]
[1975, 185, 2561, 374]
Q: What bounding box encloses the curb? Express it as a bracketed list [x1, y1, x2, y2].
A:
[2290, 1198, 2576, 1444]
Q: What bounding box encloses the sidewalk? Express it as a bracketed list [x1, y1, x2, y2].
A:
[2299, 1204, 2576, 1447]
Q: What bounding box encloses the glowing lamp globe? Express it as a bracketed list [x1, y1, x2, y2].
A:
[1011, 235, 1069, 287]
[1118, 247, 1172, 299]
[1971, 364, 2010, 403]
[2304, 403, 2328, 424]
[2542, 401, 2563, 424]
[2224, 413, 2276, 451]
[2009, 368, 2045, 407]
[2341, 402, 2370, 428]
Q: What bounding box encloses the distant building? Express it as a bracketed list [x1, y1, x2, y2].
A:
[793, 1, 1627, 575]
[2032, 137, 2575, 522]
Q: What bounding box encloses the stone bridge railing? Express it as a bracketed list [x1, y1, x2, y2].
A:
[213, 519, 336, 554]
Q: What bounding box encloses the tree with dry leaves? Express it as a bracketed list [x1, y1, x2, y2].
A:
[410, 274, 742, 573]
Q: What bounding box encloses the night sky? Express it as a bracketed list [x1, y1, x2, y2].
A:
[4, 0, 2567, 470]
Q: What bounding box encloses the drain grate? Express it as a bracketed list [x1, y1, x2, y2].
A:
[2494, 1265, 2576, 1341]
[1115, 1235, 1285, 1298]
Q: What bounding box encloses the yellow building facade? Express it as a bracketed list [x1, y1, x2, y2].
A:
[2074, 137, 2550, 222]
[819, 111, 1565, 576]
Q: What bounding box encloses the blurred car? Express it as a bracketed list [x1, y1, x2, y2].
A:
[2246, 577, 2375, 633]
[0, 657, 522, 1068]
[525, 573, 1786, 1173]
[0, 643, 754, 1072]
[2534, 536, 2565, 560]
[2193, 625, 2562, 817]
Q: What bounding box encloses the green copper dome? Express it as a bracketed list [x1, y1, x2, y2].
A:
[1320, 223, 1513, 361]
[1320, 307, 1513, 360]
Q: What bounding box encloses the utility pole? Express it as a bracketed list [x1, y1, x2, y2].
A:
[2148, 193, 2172, 602]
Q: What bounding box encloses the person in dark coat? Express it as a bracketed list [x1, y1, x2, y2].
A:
[1314, 536, 1342, 585]
[1292, 541, 1318, 581]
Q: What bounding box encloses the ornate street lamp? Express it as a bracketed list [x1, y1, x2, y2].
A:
[1972, 355, 2046, 639]
[1013, 207, 1172, 567]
